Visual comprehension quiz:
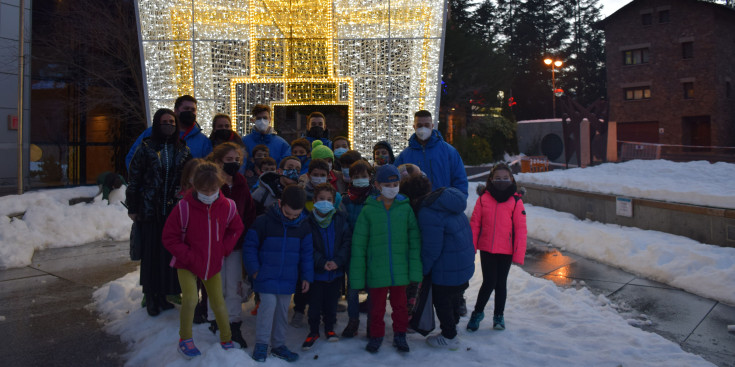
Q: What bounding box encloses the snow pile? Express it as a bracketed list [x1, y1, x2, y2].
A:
[466, 182, 735, 306]
[93, 266, 712, 366]
[0, 186, 131, 269]
[515, 160, 735, 209]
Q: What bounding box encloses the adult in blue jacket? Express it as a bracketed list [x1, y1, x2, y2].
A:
[125, 95, 212, 168]
[303, 111, 332, 149]
[402, 175, 474, 349]
[395, 110, 468, 198]
[242, 104, 292, 170]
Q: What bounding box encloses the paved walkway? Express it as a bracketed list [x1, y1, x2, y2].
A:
[521, 238, 735, 367]
[0, 238, 732, 366]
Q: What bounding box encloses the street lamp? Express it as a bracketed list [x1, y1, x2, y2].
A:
[544, 58, 563, 118]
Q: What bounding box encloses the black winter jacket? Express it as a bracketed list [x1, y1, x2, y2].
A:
[126, 138, 191, 222]
[309, 209, 352, 281]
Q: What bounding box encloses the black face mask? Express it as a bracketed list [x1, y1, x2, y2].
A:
[158, 124, 177, 137]
[179, 111, 196, 127]
[488, 180, 517, 203]
[307, 126, 324, 139]
[223, 162, 240, 176]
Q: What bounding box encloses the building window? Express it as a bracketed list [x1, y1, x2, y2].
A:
[624, 86, 651, 100]
[658, 10, 670, 23]
[682, 42, 693, 59]
[683, 82, 694, 99]
[623, 48, 650, 65]
[642, 13, 653, 25]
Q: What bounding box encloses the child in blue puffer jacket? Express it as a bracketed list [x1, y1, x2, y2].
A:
[243, 185, 314, 363]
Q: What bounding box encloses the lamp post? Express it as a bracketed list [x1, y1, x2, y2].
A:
[544, 58, 563, 118]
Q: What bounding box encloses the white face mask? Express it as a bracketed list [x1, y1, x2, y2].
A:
[381, 186, 400, 199]
[311, 176, 327, 185]
[197, 191, 219, 205]
[254, 118, 269, 133]
[352, 178, 370, 187]
[416, 127, 432, 141]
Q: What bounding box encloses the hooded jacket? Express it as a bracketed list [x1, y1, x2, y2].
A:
[126, 138, 191, 221]
[349, 195, 422, 289]
[470, 191, 527, 265]
[242, 204, 315, 294]
[162, 191, 245, 280]
[417, 187, 475, 286]
[309, 210, 352, 282]
[221, 172, 257, 249]
[242, 129, 292, 166]
[126, 125, 212, 168]
[395, 130, 468, 197]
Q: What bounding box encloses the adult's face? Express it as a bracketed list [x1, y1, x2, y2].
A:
[213, 117, 231, 131]
[308, 117, 325, 129]
[413, 116, 433, 130]
[176, 100, 197, 116]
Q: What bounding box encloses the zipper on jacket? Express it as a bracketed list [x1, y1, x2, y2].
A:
[386, 205, 395, 286]
[279, 223, 287, 280]
[205, 206, 212, 280]
[490, 200, 498, 253]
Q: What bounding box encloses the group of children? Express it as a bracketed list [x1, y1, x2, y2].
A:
[156, 109, 527, 362]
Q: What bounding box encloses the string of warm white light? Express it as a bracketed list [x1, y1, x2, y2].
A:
[136, 0, 444, 153]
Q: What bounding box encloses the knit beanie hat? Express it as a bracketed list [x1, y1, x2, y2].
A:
[311, 140, 334, 160]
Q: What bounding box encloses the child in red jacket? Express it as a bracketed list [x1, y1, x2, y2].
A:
[467, 163, 527, 332]
[162, 162, 245, 359]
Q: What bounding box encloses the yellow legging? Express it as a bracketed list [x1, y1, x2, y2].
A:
[177, 269, 232, 342]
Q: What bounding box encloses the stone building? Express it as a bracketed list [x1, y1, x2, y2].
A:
[600, 0, 735, 159]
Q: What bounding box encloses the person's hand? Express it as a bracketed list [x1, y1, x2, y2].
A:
[128, 213, 137, 221]
[325, 261, 338, 271]
[301, 280, 310, 293]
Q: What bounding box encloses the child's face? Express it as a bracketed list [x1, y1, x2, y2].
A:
[334, 139, 349, 150]
[254, 150, 268, 160]
[374, 148, 389, 159]
[375, 180, 399, 190]
[314, 190, 334, 204]
[492, 170, 512, 182]
[292, 146, 308, 157]
[310, 168, 328, 179]
[261, 163, 277, 173]
[213, 117, 231, 131]
[222, 149, 241, 164]
[352, 171, 370, 180]
[197, 186, 219, 196]
[281, 159, 301, 172]
[280, 203, 303, 220]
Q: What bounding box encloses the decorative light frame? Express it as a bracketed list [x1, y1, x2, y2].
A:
[135, 0, 447, 153]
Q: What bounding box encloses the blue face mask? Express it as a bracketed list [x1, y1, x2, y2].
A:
[352, 178, 370, 188]
[282, 169, 300, 181]
[334, 147, 348, 158]
[313, 200, 334, 214]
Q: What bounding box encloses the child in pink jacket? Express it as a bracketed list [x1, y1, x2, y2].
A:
[466, 163, 527, 332]
[162, 162, 245, 359]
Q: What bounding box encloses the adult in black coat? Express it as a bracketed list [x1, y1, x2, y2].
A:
[126, 108, 192, 316]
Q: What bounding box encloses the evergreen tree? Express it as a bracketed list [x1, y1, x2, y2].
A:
[560, 0, 606, 107]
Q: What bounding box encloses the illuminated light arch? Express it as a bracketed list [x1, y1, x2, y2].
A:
[136, 0, 446, 153]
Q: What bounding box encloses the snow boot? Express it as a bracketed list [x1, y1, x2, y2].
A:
[393, 332, 409, 352]
[466, 311, 484, 332]
[365, 337, 383, 353]
[231, 322, 247, 348]
[145, 293, 160, 316]
[341, 318, 359, 338]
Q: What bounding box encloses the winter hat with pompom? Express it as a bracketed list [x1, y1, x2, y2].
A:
[311, 140, 334, 161]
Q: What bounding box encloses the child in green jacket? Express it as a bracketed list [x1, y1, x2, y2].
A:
[349, 164, 422, 354]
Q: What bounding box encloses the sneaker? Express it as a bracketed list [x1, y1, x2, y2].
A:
[302, 333, 319, 350]
[178, 338, 201, 359]
[325, 331, 339, 342]
[231, 321, 247, 348]
[290, 311, 305, 328]
[426, 334, 460, 351]
[220, 341, 235, 350]
[271, 345, 299, 362]
[252, 343, 268, 362]
[458, 297, 468, 317]
[466, 311, 484, 332]
[493, 315, 505, 330]
[392, 332, 409, 352]
[341, 318, 359, 338]
[365, 337, 383, 353]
